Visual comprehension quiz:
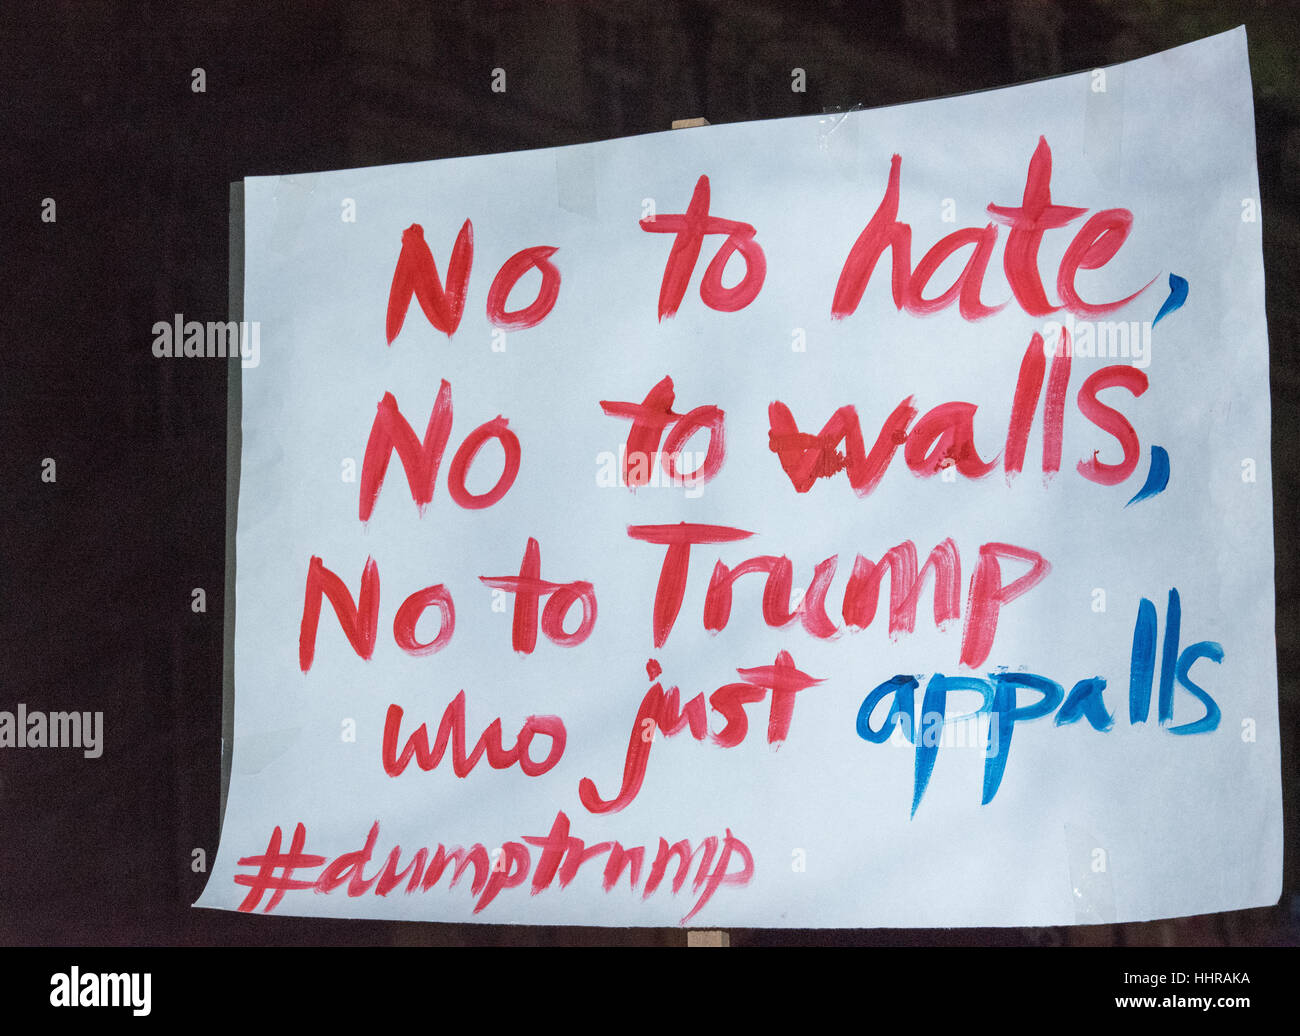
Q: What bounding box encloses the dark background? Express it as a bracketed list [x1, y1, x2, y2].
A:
[2, 0, 1296, 946]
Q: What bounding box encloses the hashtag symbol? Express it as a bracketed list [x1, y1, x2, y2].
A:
[234, 823, 326, 913]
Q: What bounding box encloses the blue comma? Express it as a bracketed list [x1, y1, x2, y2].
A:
[1126, 444, 1170, 506]
[1152, 273, 1188, 327]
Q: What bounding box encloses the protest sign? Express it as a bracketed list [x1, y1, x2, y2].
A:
[197, 28, 1280, 926]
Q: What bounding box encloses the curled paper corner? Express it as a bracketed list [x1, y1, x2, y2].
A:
[1064, 821, 1117, 925]
[231, 726, 303, 777]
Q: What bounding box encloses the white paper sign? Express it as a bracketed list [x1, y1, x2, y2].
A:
[197, 29, 1281, 927]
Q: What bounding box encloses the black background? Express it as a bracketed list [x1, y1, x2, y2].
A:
[3, 0, 1297, 947]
